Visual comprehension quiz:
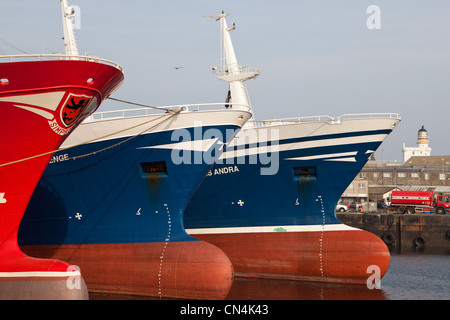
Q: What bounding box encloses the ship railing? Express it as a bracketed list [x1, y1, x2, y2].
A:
[0, 54, 122, 71]
[249, 113, 401, 128]
[213, 65, 260, 77]
[211, 64, 259, 78]
[83, 102, 252, 122]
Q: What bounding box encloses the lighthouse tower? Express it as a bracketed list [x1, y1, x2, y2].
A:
[402, 125, 431, 162]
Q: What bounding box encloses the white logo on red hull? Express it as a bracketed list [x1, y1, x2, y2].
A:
[0, 193, 6, 204]
[0, 91, 96, 136]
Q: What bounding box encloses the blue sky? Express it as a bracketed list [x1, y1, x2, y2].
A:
[1, 1, 449, 161]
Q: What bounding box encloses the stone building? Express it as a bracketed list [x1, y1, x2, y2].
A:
[340, 178, 369, 204]
[361, 155, 450, 187]
[340, 125, 449, 207]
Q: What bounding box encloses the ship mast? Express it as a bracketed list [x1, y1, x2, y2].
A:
[60, 0, 79, 56]
[205, 12, 259, 120]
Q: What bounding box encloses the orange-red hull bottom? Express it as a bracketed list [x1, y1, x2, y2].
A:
[21, 240, 233, 299]
[192, 229, 390, 285]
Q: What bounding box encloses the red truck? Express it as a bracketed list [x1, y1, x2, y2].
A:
[390, 190, 450, 214]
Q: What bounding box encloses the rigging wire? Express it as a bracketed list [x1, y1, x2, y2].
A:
[108, 97, 177, 113]
[71, 108, 182, 160]
[0, 107, 182, 168]
[0, 37, 30, 54]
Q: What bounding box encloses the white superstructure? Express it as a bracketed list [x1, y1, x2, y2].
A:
[206, 12, 259, 120]
[60, 0, 79, 56]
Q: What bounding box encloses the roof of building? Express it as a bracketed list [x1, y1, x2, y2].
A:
[403, 155, 450, 168]
[369, 185, 450, 194]
[367, 186, 399, 201]
[395, 185, 450, 193]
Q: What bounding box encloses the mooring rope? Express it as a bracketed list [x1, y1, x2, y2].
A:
[71, 108, 182, 160]
[108, 97, 177, 113]
[0, 107, 182, 168]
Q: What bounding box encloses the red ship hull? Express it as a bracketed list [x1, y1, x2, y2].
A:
[0, 58, 123, 299]
[192, 228, 390, 285]
[21, 240, 234, 300]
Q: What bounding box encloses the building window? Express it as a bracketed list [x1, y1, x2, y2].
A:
[373, 173, 378, 178]
[358, 183, 365, 190]
[425, 173, 430, 180]
[440, 173, 446, 180]
[411, 173, 419, 178]
[383, 172, 391, 178]
[398, 173, 406, 178]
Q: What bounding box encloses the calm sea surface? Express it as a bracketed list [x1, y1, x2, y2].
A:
[91, 250, 449, 300]
[381, 251, 449, 300]
[225, 251, 450, 300]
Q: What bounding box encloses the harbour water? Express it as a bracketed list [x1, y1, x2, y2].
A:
[381, 251, 449, 300]
[91, 250, 449, 300]
[224, 253, 449, 300]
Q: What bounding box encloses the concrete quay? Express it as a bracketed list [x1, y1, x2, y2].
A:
[337, 212, 450, 253]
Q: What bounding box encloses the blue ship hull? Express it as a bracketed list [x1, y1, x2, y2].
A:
[184, 116, 400, 283]
[19, 109, 250, 299]
[187, 129, 388, 228]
